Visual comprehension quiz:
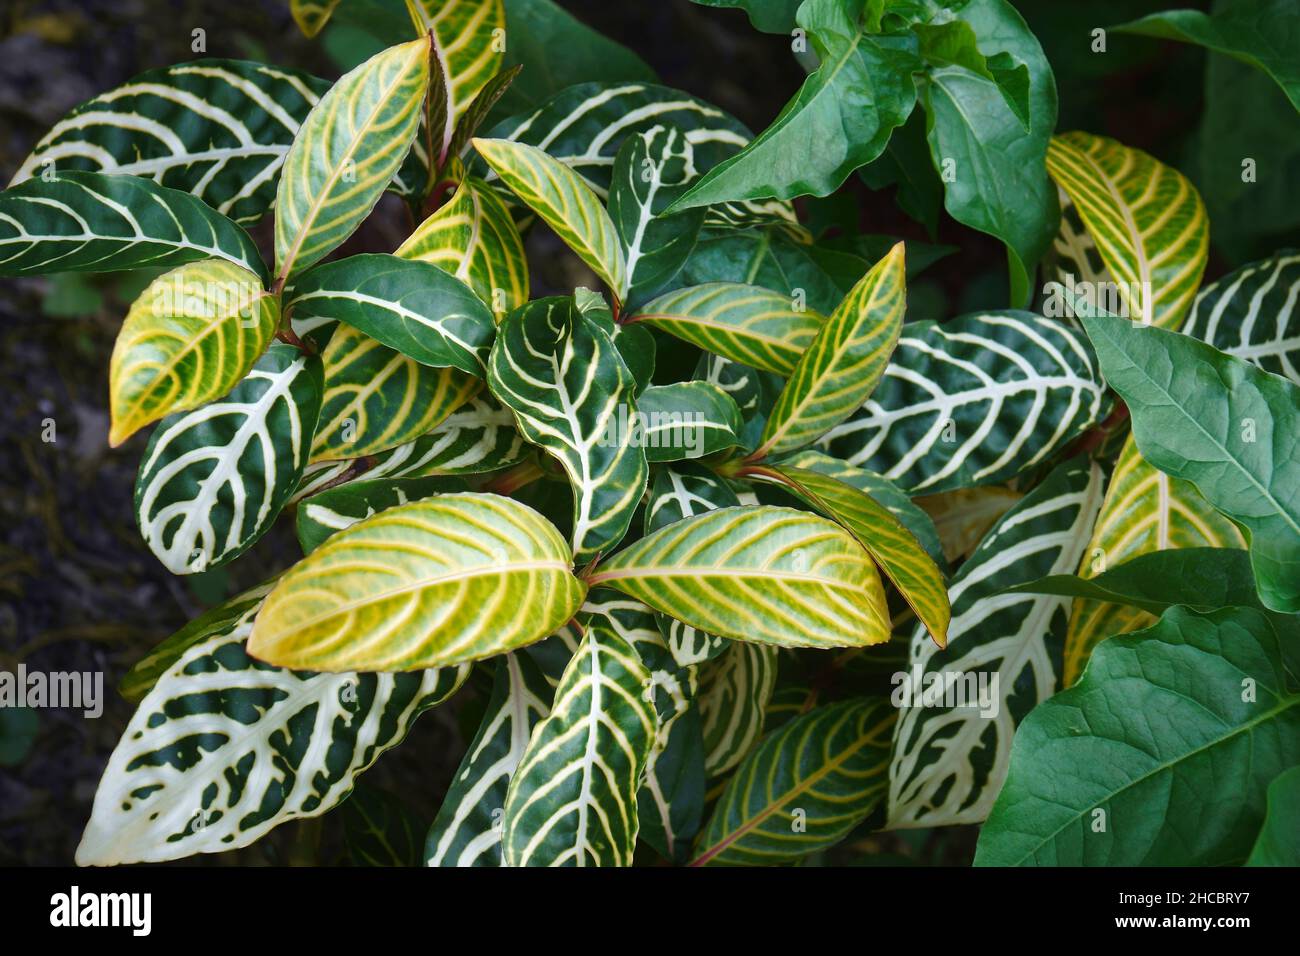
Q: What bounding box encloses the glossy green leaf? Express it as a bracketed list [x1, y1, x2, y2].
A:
[1084, 313, 1300, 613]
[689, 0, 802, 34]
[1116, 1, 1300, 113]
[1046, 131, 1208, 329]
[487, 296, 648, 561]
[629, 282, 826, 376]
[757, 242, 905, 458]
[1247, 766, 1300, 866]
[1183, 250, 1300, 384]
[590, 505, 891, 651]
[823, 311, 1108, 493]
[501, 625, 656, 866]
[693, 699, 894, 866]
[136, 343, 322, 573]
[295, 474, 468, 554]
[247, 493, 586, 671]
[342, 786, 426, 867]
[975, 606, 1300, 865]
[311, 323, 481, 461]
[0, 171, 266, 279]
[76, 617, 468, 865]
[9, 59, 328, 225]
[288, 253, 496, 373]
[671, 0, 922, 209]
[888, 459, 1104, 828]
[274, 38, 429, 279]
[426, 652, 551, 867]
[109, 259, 277, 445]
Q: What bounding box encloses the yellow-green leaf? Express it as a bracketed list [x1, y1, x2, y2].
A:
[1062, 434, 1245, 685]
[752, 464, 950, 648]
[405, 0, 505, 162]
[472, 136, 627, 299]
[396, 172, 527, 319]
[274, 38, 430, 280]
[247, 493, 586, 671]
[589, 506, 890, 651]
[757, 242, 906, 458]
[311, 323, 481, 461]
[628, 282, 825, 376]
[109, 260, 277, 446]
[1045, 132, 1208, 330]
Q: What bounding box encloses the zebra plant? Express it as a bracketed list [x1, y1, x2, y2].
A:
[7, 0, 1298, 868]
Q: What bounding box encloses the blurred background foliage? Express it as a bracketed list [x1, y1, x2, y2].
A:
[0, 0, 1294, 866]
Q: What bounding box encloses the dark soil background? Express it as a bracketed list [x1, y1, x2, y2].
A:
[1, 0, 1288, 866]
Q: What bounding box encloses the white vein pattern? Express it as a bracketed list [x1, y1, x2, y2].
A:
[427, 653, 551, 867]
[698, 640, 778, 777]
[0, 171, 265, 277]
[501, 626, 656, 866]
[136, 344, 321, 574]
[610, 124, 700, 296]
[1183, 250, 1300, 384]
[488, 298, 648, 561]
[76, 617, 468, 865]
[12, 60, 327, 224]
[291, 394, 525, 503]
[887, 460, 1103, 829]
[821, 312, 1107, 494]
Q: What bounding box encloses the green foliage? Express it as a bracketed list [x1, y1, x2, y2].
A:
[8, 0, 1296, 869]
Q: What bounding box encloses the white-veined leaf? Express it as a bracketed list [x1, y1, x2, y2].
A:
[295, 474, 469, 554]
[135, 342, 322, 574]
[821, 311, 1108, 493]
[697, 639, 778, 776]
[636, 381, 743, 463]
[887, 459, 1104, 829]
[10, 59, 328, 225]
[76, 612, 468, 865]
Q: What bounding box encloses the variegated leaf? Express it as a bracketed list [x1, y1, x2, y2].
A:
[0, 171, 266, 279]
[774, 449, 946, 569]
[630, 282, 825, 376]
[694, 351, 783, 421]
[396, 173, 528, 319]
[501, 625, 656, 866]
[287, 253, 496, 373]
[608, 124, 705, 301]
[1183, 250, 1300, 384]
[274, 39, 429, 279]
[887, 459, 1104, 829]
[473, 137, 627, 298]
[1062, 434, 1245, 686]
[636, 381, 743, 462]
[697, 639, 778, 776]
[591, 506, 890, 651]
[444, 64, 522, 167]
[487, 296, 647, 562]
[292, 393, 525, 500]
[247, 493, 586, 671]
[136, 343, 322, 574]
[296, 474, 468, 553]
[749, 463, 950, 648]
[1045, 131, 1208, 330]
[10, 59, 328, 225]
[109, 259, 277, 445]
[757, 243, 905, 458]
[822, 312, 1108, 494]
[426, 652, 551, 867]
[76, 616, 468, 865]
[311, 323, 480, 461]
[693, 699, 894, 866]
[290, 0, 341, 37]
[522, 620, 584, 689]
